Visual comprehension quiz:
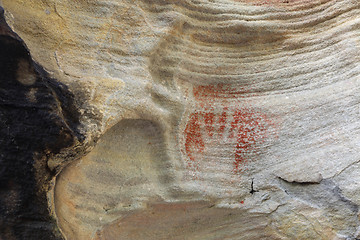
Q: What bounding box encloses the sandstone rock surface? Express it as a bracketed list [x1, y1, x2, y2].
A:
[0, 7, 81, 239]
[1, 0, 360, 239]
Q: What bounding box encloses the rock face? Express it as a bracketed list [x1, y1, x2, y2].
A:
[1, 0, 360, 239]
[0, 7, 82, 239]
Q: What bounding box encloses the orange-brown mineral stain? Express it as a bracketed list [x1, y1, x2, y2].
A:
[184, 84, 277, 174]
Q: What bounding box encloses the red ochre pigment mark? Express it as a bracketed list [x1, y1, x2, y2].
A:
[203, 111, 215, 137]
[231, 109, 272, 173]
[184, 84, 277, 174]
[184, 112, 204, 169]
[184, 108, 273, 174]
[218, 107, 228, 136]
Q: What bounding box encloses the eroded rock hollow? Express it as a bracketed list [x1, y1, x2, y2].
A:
[1, 0, 360, 239]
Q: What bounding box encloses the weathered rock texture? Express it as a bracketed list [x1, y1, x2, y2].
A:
[1, 0, 360, 239]
[0, 7, 82, 239]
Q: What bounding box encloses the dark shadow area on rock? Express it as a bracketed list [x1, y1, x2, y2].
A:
[0, 6, 82, 240]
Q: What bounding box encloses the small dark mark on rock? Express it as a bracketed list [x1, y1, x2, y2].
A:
[277, 174, 322, 185]
[250, 178, 259, 194]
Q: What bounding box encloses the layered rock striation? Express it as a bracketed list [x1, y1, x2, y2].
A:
[1, 0, 360, 239]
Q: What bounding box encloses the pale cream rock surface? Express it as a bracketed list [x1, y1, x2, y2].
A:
[1, 0, 360, 239]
